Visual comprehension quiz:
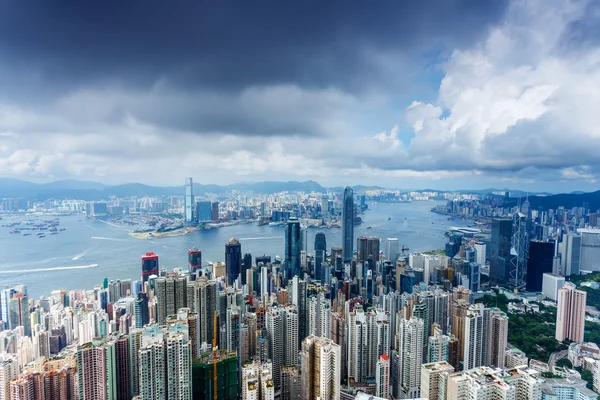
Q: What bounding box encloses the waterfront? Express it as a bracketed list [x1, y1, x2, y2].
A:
[0, 201, 466, 297]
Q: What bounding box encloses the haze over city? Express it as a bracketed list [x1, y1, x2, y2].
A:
[0, 0, 599, 191]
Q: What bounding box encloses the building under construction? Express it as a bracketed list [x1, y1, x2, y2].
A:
[192, 349, 239, 399]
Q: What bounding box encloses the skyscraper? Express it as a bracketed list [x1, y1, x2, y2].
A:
[195, 201, 212, 222]
[509, 212, 529, 287]
[314, 232, 327, 281]
[8, 292, 30, 336]
[489, 309, 508, 368]
[342, 186, 354, 262]
[141, 252, 159, 283]
[428, 324, 449, 363]
[563, 233, 581, 276]
[77, 340, 107, 400]
[385, 238, 400, 262]
[284, 217, 302, 280]
[187, 277, 217, 348]
[376, 354, 390, 399]
[188, 248, 202, 279]
[154, 273, 187, 325]
[266, 305, 298, 389]
[556, 282, 587, 342]
[166, 323, 193, 399]
[526, 240, 554, 292]
[184, 177, 194, 223]
[300, 335, 341, 400]
[226, 238, 242, 287]
[420, 361, 454, 400]
[398, 317, 425, 399]
[134, 292, 149, 328]
[489, 218, 512, 286]
[139, 327, 166, 400]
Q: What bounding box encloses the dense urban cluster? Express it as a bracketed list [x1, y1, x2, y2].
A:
[1, 186, 600, 400]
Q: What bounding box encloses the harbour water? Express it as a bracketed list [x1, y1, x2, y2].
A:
[0, 201, 465, 298]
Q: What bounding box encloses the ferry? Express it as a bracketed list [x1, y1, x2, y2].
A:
[23, 233, 31, 236]
[51, 232, 58, 235]
[9, 229, 21, 234]
[38, 235, 45, 238]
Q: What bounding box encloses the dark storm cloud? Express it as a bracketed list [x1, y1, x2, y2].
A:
[0, 0, 508, 94]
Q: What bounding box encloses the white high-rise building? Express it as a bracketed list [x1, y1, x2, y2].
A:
[556, 282, 587, 342]
[300, 335, 341, 400]
[139, 326, 166, 400]
[242, 360, 274, 400]
[0, 358, 17, 400]
[166, 323, 192, 400]
[385, 238, 400, 262]
[474, 242, 486, 266]
[184, 177, 194, 223]
[308, 295, 331, 339]
[398, 317, 424, 399]
[375, 354, 390, 399]
[266, 305, 298, 389]
[463, 304, 489, 371]
[420, 361, 454, 400]
[542, 273, 565, 301]
[347, 308, 368, 383]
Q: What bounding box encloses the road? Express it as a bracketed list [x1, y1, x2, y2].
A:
[549, 349, 568, 369]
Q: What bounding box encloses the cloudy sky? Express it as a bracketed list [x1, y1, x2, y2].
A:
[0, 0, 598, 191]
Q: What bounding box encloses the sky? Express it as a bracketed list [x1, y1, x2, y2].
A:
[0, 0, 599, 192]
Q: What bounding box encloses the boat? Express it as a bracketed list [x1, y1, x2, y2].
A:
[388, 217, 391, 220]
[23, 233, 31, 236]
[51, 232, 58, 235]
[59, 228, 66, 231]
[38, 235, 45, 238]
[9, 229, 20, 234]
[367, 226, 372, 229]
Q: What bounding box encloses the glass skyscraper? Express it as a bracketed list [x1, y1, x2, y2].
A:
[225, 237, 242, 286]
[489, 218, 512, 286]
[184, 177, 194, 223]
[342, 186, 354, 262]
[285, 217, 302, 279]
[314, 232, 327, 281]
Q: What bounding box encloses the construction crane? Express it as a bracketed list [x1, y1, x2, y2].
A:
[213, 310, 218, 400]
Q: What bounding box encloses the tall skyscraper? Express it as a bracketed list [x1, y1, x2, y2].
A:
[8, 292, 30, 336]
[428, 324, 449, 363]
[314, 232, 327, 281]
[463, 304, 490, 371]
[556, 282, 587, 342]
[284, 217, 302, 280]
[526, 240, 554, 292]
[385, 238, 400, 262]
[166, 323, 193, 399]
[188, 248, 202, 279]
[141, 252, 159, 284]
[291, 276, 307, 349]
[489, 309, 508, 368]
[187, 277, 217, 345]
[266, 305, 298, 389]
[226, 238, 242, 287]
[134, 292, 149, 328]
[321, 194, 329, 217]
[342, 186, 354, 262]
[77, 340, 107, 400]
[154, 273, 187, 325]
[376, 354, 390, 399]
[211, 202, 220, 222]
[489, 218, 512, 286]
[139, 326, 166, 400]
[0, 358, 17, 400]
[195, 201, 212, 222]
[509, 212, 529, 287]
[184, 177, 194, 223]
[397, 317, 424, 399]
[300, 335, 341, 400]
[563, 233, 582, 276]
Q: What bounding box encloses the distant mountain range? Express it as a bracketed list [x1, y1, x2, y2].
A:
[1, 178, 599, 210]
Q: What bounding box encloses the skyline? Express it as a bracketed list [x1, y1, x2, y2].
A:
[0, 0, 598, 191]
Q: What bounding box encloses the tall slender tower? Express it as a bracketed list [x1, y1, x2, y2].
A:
[342, 187, 354, 262]
[285, 217, 302, 280]
[398, 317, 424, 399]
[556, 282, 587, 342]
[225, 238, 242, 287]
[314, 232, 327, 281]
[300, 335, 341, 400]
[510, 212, 529, 287]
[488, 309, 509, 368]
[184, 177, 194, 223]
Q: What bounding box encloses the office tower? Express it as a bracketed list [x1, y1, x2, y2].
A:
[314, 232, 327, 281]
[357, 237, 380, 271]
[300, 335, 341, 400]
[321, 194, 329, 217]
[342, 186, 354, 262]
[445, 234, 462, 258]
[187, 277, 217, 345]
[291, 277, 307, 349]
[284, 217, 302, 280]
[242, 253, 252, 286]
[154, 273, 187, 325]
[0, 358, 17, 400]
[489, 218, 512, 286]
[195, 201, 212, 222]
[166, 323, 192, 400]
[526, 240, 554, 292]
[226, 237, 242, 287]
[184, 177, 194, 223]
[489, 309, 508, 368]
[420, 361, 454, 400]
[134, 292, 149, 328]
[428, 324, 449, 363]
[385, 238, 400, 262]
[280, 366, 301, 400]
[563, 233, 582, 276]
[397, 317, 424, 399]
[211, 202, 219, 222]
[188, 248, 202, 279]
[463, 262, 481, 292]
[376, 354, 390, 399]
[474, 242, 486, 266]
[542, 273, 565, 301]
[509, 212, 529, 287]
[8, 293, 30, 336]
[556, 282, 587, 342]
[77, 340, 107, 400]
[141, 252, 159, 283]
[577, 228, 600, 272]
[139, 326, 166, 400]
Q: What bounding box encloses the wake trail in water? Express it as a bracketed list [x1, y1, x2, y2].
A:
[91, 236, 127, 242]
[0, 264, 99, 274]
[238, 236, 283, 241]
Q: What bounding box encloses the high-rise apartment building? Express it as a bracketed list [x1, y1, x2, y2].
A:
[489, 309, 508, 368]
[154, 273, 187, 325]
[556, 282, 587, 342]
[375, 354, 390, 399]
[139, 326, 166, 400]
[187, 277, 217, 346]
[420, 361, 453, 400]
[300, 335, 341, 400]
[77, 340, 108, 400]
[166, 323, 192, 400]
[284, 217, 302, 280]
[0, 358, 17, 400]
[266, 305, 298, 389]
[342, 187, 354, 262]
[226, 238, 242, 287]
[428, 324, 449, 363]
[397, 317, 424, 399]
[8, 293, 30, 336]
